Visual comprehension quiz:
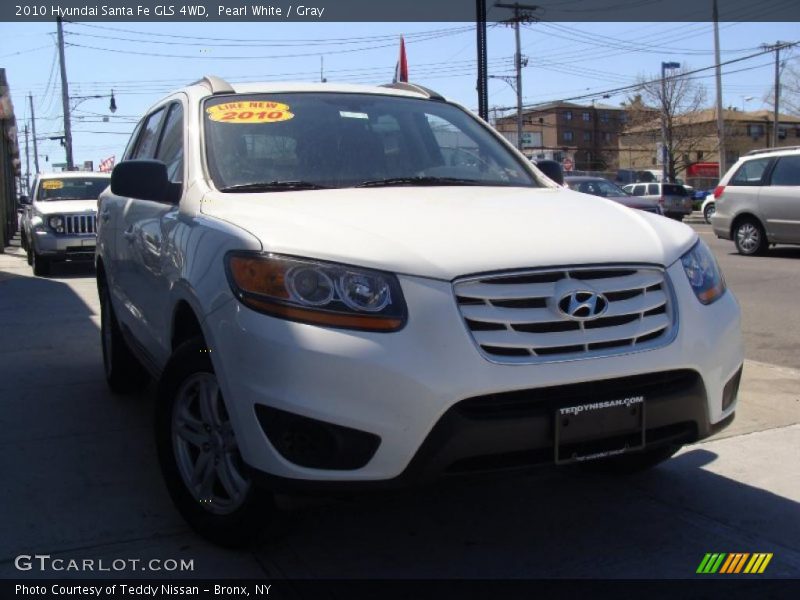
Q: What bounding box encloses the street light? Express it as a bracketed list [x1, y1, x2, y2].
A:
[661, 61, 680, 182]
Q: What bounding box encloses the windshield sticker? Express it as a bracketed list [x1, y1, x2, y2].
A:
[41, 180, 64, 190]
[339, 111, 369, 120]
[207, 101, 294, 124]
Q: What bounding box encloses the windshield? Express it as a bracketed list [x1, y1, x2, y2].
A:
[36, 177, 109, 201]
[203, 93, 537, 191]
[567, 179, 628, 197]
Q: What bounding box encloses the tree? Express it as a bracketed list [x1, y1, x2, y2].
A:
[625, 67, 708, 181]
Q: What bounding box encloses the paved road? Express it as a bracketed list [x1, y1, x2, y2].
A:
[693, 221, 800, 370]
[0, 227, 798, 581]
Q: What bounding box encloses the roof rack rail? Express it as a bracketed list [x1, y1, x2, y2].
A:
[381, 82, 444, 101]
[744, 145, 800, 156]
[191, 75, 235, 95]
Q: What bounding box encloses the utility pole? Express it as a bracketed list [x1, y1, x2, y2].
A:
[761, 42, 787, 148]
[23, 124, 30, 192]
[28, 94, 40, 174]
[56, 17, 73, 170]
[495, 3, 538, 152]
[476, 0, 488, 121]
[712, 0, 726, 179]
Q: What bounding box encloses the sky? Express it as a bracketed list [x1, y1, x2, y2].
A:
[1, 17, 798, 175]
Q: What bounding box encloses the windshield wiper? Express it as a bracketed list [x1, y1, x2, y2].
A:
[219, 181, 331, 193]
[355, 176, 485, 188]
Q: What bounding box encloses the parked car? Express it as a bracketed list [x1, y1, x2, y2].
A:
[97, 76, 743, 546]
[21, 172, 110, 276]
[711, 146, 800, 255]
[622, 182, 693, 220]
[566, 176, 661, 215]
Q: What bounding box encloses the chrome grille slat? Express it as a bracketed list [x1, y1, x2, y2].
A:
[459, 289, 667, 325]
[473, 314, 670, 349]
[454, 266, 676, 364]
[456, 281, 556, 300]
[63, 214, 97, 235]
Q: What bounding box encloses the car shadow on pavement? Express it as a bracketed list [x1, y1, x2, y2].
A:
[254, 448, 800, 579]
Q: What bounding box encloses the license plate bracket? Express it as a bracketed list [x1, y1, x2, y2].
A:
[554, 396, 645, 464]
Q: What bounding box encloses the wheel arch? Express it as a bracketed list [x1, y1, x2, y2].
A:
[730, 212, 766, 239]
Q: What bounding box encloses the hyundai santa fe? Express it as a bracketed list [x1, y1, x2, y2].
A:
[96, 76, 743, 546]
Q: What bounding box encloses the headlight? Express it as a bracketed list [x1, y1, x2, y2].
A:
[48, 216, 64, 233]
[680, 240, 726, 304]
[225, 252, 407, 332]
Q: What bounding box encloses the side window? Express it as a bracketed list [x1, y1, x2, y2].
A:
[648, 183, 659, 195]
[155, 103, 184, 183]
[131, 107, 166, 160]
[122, 120, 144, 161]
[730, 157, 771, 186]
[632, 185, 645, 197]
[769, 155, 800, 186]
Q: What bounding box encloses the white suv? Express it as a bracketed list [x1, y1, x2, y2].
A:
[712, 146, 800, 255]
[21, 171, 109, 276]
[96, 77, 743, 546]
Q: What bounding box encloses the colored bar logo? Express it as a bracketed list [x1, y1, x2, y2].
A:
[697, 553, 773, 574]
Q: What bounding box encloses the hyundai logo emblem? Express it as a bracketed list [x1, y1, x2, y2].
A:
[558, 290, 609, 320]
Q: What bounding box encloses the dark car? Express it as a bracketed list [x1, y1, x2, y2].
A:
[565, 176, 662, 215]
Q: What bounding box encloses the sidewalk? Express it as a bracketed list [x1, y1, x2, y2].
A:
[0, 235, 28, 282]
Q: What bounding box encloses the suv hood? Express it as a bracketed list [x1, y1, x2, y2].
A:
[202, 186, 696, 280]
[34, 200, 97, 215]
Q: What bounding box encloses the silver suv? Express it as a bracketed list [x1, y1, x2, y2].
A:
[712, 147, 800, 255]
[622, 182, 692, 220]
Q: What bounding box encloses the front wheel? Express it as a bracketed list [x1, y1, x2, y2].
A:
[31, 249, 50, 276]
[703, 202, 715, 224]
[734, 218, 767, 256]
[100, 284, 149, 393]
[155, 337, 277, 548]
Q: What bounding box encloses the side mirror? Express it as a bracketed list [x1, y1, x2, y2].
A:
[19, 195, 30, 205]
[111, 160, 176, 203]
[534, 159, 564, 186]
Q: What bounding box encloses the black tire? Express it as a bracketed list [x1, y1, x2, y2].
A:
[31, 249, 50, 276]
[733, 218, 767, 256]
[155, 337, 277, 548]
[703, 202, 715, 224]
[578, 444, 680, 475]
[25, 243, 33, 266]
[100, 283, 149, 393]
[21, 231, 28, 252]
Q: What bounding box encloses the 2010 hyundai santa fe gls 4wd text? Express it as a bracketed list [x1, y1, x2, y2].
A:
[96, 77, 743, 546]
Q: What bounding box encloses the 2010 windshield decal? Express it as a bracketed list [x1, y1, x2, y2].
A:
[206, 101, 294, 124]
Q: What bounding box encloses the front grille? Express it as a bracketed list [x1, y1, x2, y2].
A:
[454, 265, 676, 364]
[64, 214, 97, 235]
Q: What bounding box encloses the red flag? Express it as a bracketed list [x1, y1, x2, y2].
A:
[393, 36, 408, 83]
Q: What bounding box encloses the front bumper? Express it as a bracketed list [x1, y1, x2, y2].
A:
[33, 230, 96, 261]
[711, 213, 733, 240]
[205, 261, 743, 485]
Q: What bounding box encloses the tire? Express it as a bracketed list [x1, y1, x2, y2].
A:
[734, 218, 767, 256]
[703, 203, 715, 224]
[31, 249, 50, 276]
[25, 243, 33, 266]
[100, 284, 149, 393]
[578, 444, 681, 475]
[155, 337, 277, 548]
